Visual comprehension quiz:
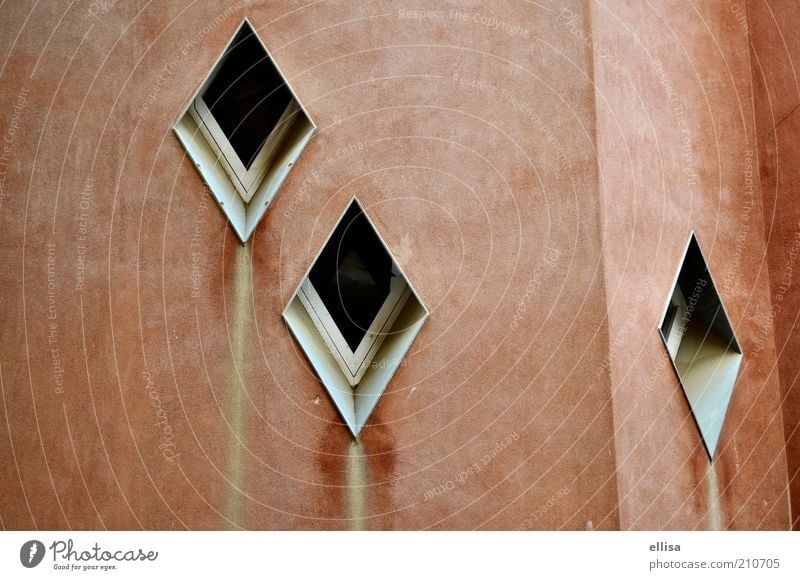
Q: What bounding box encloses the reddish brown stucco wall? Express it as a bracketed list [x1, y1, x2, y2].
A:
[748, 0, 800, 529]
[591, 0, 789, 530]
[0, 0, 792, 530]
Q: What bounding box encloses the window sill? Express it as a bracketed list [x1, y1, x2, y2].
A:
[173, 103, 315, 243]
[284, 291, 427, 437]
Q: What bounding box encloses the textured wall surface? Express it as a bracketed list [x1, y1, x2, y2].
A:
[592, 0, 789, 530]
[748, 0, 800, 530]
[0, 0, 793, 530]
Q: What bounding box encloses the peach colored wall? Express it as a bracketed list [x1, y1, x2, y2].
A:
[748, 0, 800, 529]
[0, 0, 791, 531]
[591, 0, 789, 529]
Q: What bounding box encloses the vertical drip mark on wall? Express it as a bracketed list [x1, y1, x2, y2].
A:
[346, 440, 368, 530]
[706, 462, 724, 530]
[225, 246, 251, 528]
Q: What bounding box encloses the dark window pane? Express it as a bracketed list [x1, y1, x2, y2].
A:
[310, 203, 393, 351]
[202, 23, 293, 169]
[675, 238, 738, 350]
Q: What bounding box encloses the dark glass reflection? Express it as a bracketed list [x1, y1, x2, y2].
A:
[310, 203, 394, 351]
[202, 23, 293, 169]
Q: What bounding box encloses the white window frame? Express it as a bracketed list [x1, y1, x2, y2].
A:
[188, 46, 300, 203]
[298, 262, 411, 387]
[282, 197, 429, 437]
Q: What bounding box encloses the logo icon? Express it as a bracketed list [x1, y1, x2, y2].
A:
[20, 540, 45, 568]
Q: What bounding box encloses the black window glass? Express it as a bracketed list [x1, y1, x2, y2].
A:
[310, 203, 394, 351]
[674, 237, 738, 349]
[202, 23, 293, 169]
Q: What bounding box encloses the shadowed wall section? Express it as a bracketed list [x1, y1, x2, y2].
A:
[748, 0, 800, 530]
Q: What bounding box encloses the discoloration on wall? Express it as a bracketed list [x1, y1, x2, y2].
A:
[224, 246, 251, 527]
[706, 463, 723, 530]
[345, 441, 367, 531]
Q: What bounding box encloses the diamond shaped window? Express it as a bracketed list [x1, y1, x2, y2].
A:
[658, 233, 743, 458]
[174, 19, 315, 242]
[284, 199, 428, 436]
